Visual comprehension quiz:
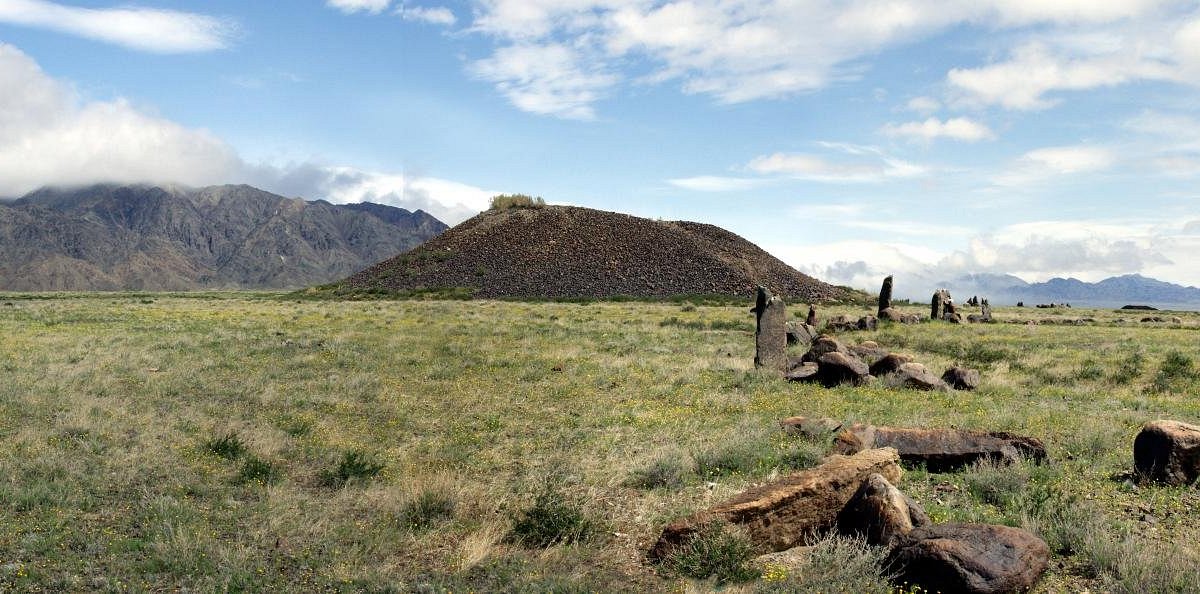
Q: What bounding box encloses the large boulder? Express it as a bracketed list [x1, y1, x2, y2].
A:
[825, 314, 858, 332]
[802, 335, 847, 362]
[857, 315, 878, 331]
[879, 307, 904, 322]
[816, 351, 870, 387]
[888, 362, 948, 391]
[878, 276, 894, 316]
[753, 286, 787, 373]
[1134, 420, 1200, 485]
[886, 523, 1050, 594]
[836, 473, 930, 546]
[785, 321, 818, 347]
[648, 448, 902, 559]
[942, 367, 981, 391]
[869, 353, 913, 376]
[849, 341, 889, 365]
[834, 425, 1047, 472]
[785, 361, 819, 383]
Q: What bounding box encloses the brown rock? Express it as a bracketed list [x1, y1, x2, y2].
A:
[785, 321, 818, 347]
[825, 314, 857, 332]
[879, 307, 904, 322]
[886, 523, 1050, 594]
[849, 342, 889, 365]
[889, 362, 949, 391]
[857, 315, 879, 331]
[780, 416, 843, 438]
[785, 362, 820, 383]
[753, 286, 787, 373]
[806, 304, 818, 326]
[943, 367, 981, 390]
[1134, 420, 1200, 485]
[834, 425, 1047, 472]
[899, 313, 923, 324]
[836, 473, 930, 546]
[869, 353, 913, 376]
[648, 448, 902, 559]
[802, 335, 847, 362]
[816, 351, 870, 387]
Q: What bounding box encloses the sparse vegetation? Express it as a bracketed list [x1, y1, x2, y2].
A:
[661, 521, 760, 584]
[488, 193, 546, 210]
[1, 293, 1199, 591]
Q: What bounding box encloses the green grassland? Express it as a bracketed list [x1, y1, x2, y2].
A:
[1, 294, 1199, 592]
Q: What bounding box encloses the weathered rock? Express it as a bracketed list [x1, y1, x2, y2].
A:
[1142, 316, 1166, 323]
[930, 289, 951, 320]
[942, 311, 963, 324]
[802, 335, 847, 362]
[888, 362, 948, 391]
[899, 313, 923, 324]
[785, 322, 818, 347]
[942, 367, 981, 391]
[834, 425, 1047, 472]
[869, 353, 913, 376]
[825, 314, 857, 332]
[780, 416, 843, 438]
[1133, 420, 1200, 485]
[648, 448, 902, 559]
[857, 315, 878, 331]
[886, 523, 1050, 594]
[816, 351, 870, 387]
[753, 286, 787, 373]
[836, 473, 930, 546]
[1172, 316, 1183, 324]
[878, 276, 894, 316]
[785, 362, 820, 383]
[849, 342, 889, 365]
[805, 304, 818, 326]
[879, 307, 904, 322]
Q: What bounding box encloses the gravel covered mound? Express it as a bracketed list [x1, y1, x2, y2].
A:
[341, 205, 847, 301]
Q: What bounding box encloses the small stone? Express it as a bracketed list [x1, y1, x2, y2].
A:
[942, 367, 981, 390]
[886, 523, 1050, 594]
[836, 473, 930, 546]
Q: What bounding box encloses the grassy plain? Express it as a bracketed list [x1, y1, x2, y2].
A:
[1, 293, 1199, 592]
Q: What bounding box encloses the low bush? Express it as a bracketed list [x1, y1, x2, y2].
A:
[626, 457, 689, 490]
[756, 534, 892, 593]
[489, 194, 546, 210]
[237, 455, 279, 485]
[322, 450, 384, 487]
[662, 521, 759, 584]
[401, 490, 457, 531]
[204, 432, 245, 460]
[509, 489, 598, 547]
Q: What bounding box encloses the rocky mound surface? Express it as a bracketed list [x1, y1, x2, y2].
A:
[340, 205, 847, 301]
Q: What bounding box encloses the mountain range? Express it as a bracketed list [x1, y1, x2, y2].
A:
[0, 184, 447, 291]
[933, 273, 1200, 309]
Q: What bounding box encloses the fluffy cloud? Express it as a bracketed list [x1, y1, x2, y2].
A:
[461, 0, 1184, 117]
[881, 117, 995, 142]
[326, 0, 391, 15]
[0, 0, 234, 53]
[396, 5, 456, 25]
[746, 143, 927, 183]
[0, 43, 490, 225]
[469, 43, 616, 120]
[993, 145, 1115, 186]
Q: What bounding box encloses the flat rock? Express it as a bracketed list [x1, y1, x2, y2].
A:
[834, 425, 1047, 472]
[889, 362, 948, 391]
[849, 343, 890, 365]
[836, 473, 930, 546]
[1134, 419, 1200, 485]
[785, 322, 819, 347]
[802, 335, 847, 363]
[785, 362, 820, 383]
[648, 448, 902, 559]
[869, 353, 912, 376]
[886, 523, 1050, 594]
[816, 351, 870, 387]
[943, 367, 981, 391]
[779, 416, 843, 438]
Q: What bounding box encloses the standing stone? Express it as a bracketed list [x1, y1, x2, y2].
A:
[930, 292, 941, 321]
[753, 286, 787, 373]
[806, 304, 818, 326]
[878, 276, 894, 316]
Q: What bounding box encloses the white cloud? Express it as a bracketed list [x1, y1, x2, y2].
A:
[747, 144, 927, 183]
[993, 144, 1115, 186]
[396, 5, 456, 26]
[905, 96, 941, 113]
[0, 0, 234, 53]
[0, 43, 490, 225]
[469, 43, 615, 120]
[462, 0, 1182, 117]
[881, 117, 995, 142]
[667, 176, 766, 192]
[326, 0, 391, 15]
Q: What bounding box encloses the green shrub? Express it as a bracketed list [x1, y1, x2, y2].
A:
[626, 457, 688, 490]
[489, 194, 546, 210]
[1152, 350, 1195, 392]
[1109, 351, 1145, 385]
[237, 455, 279, 485]
[662, 521, 759, 584]
[401, 491, 456, 531]
[963, 459, 1030, 508]
[509, 489, 597, 547]
[694, 441, 773, 478]
[322, 450, 384, 487]
[204, 432, 245, 460]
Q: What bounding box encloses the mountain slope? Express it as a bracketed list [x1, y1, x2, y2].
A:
[937, 273, 1200, 307]
[0, 184, 447, 291]
[341, 205, 847, 301]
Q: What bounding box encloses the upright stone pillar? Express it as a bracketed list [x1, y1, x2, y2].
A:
[753, 286, 787, 373]
[878, 276, 894, 317]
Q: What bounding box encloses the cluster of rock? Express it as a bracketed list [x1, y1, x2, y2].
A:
[784, 334, 979, 392]
[650, 443, 1051, 593]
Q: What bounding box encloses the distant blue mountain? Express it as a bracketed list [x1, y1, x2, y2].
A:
[937, 273, 1200, 309]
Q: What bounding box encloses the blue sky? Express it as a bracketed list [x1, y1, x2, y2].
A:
[4, 0, 1200, 296]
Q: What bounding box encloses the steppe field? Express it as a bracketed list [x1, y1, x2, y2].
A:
[2, 293, 1199, 593]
